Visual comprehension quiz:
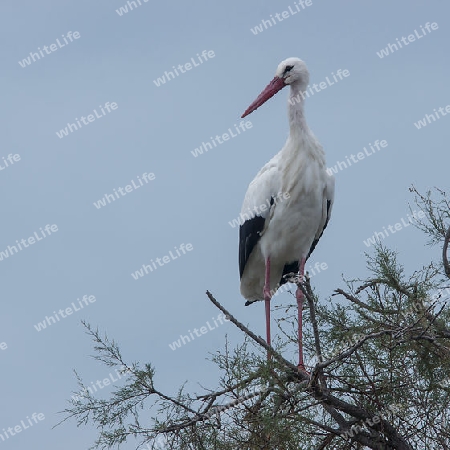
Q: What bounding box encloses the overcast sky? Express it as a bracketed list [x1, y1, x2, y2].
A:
[1, 0, 449, 448]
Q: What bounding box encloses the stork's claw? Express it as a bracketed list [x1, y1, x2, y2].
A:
[297, 364, 310, 376]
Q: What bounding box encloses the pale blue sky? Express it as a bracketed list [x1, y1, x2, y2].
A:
[1, 1, 449, 448]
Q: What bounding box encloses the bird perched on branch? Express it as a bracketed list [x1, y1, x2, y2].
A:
[238, 57, 335, 372]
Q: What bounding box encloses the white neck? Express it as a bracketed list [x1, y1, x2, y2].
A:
[287, 82, 311, 139]
[281, 82, 325, 169]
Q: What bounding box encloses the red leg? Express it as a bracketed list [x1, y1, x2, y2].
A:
[263, 257, 271, 359]
[296, 257, 308, 373]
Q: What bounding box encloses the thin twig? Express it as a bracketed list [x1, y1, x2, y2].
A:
[299, 280, 327, 390]
[443, 225, 450, 278]
[317, 330, 394, 370]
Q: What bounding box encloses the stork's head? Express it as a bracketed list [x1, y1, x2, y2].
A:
[241, 57, 309, 118]
[276, 57, 309, 87]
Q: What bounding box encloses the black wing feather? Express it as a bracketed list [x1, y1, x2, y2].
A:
[239, 216, 265, 278]
[240, 200, 331, 286]
[306, 199, 332, 260]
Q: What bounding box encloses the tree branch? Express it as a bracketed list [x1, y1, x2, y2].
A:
[205, 290, 307, 380]
[443, 225, 450, 278]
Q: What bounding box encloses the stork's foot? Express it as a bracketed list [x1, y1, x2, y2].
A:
[297, 364, 310, 376]
[283, 272, 300, 284]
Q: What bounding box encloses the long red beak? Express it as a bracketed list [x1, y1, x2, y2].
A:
[241, 76, 286, 118]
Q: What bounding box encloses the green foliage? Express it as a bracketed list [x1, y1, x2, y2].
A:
[58, 189, 450, 450]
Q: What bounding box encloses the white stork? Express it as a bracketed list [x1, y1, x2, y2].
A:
[239, 57, 335, 372]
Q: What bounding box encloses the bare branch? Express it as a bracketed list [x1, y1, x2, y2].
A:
[205, 290, 306, 380]
[443, 225, 450, 278]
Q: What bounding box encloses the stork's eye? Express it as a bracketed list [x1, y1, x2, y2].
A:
[284, 65, 294, 74]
